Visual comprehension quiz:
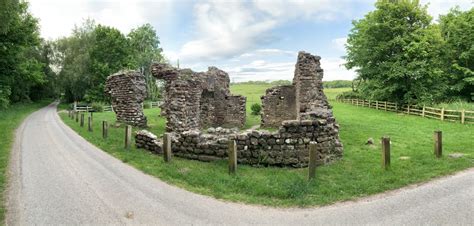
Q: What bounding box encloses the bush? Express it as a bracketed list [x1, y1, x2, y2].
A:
[91, 102, 104, 112]
[143, 102, 152, 109]
[251, 103, 262, 115]
[336, 91, 361, 100]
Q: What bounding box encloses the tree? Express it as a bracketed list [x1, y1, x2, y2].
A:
[128, 24, 164, 100]
[86, 25, 132, 102]
[439, 7, 474, 101]
[345, 0, 445, 104]
[0, 0, 49, 108]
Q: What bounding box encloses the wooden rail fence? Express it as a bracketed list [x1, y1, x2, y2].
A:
[73, 101, 162, 112]
[337, 98, 474, 124]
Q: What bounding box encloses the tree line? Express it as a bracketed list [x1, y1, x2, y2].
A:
[345, 0, 473, 105]
[0, 0, 164, 109]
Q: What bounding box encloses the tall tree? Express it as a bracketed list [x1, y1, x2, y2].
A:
[345, 0, 445, 104]
[439, 7, 474, 101]
[86, 25, 132, 102]
[0, 0, 47, 108]
[128, 23, 164, 100]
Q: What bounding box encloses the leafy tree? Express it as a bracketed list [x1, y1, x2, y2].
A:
[86, 25, 132, 102]
[128, 24, 164, 101]
[439, 7, 474, 101]
[345, 0, 445, 104]
[54, 19, 96, 102]
[0, 0, 49, 108]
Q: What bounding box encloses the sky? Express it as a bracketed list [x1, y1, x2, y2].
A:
[28, 0, 473, 82]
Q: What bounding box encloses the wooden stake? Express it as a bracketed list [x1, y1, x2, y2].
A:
[228, 139, 237, 175]
[308, 141, 317, 180]
[75, 111, 79, 122]
[461, 110, 465, 124]
[125, 125, 132, 149]
[434, 131, 442, 158]
[163, 133, 172, 162]
[102, 121, 108, 139]
[422, 105, 426, 117]
[440, 108, 445, 121]
[384, 101, 387, 111]
[381, 136, 390, 170]
[376, 101, 379, 110]
[88, 116, 92, 132]
[80, 113, 84, 127]
[407, 105, 410, 115]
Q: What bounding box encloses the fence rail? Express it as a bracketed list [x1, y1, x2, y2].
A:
[73, 101, 162, 112]
[337, 98, 474, 124]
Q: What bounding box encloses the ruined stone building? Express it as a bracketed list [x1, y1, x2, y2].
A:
[105, 70, 147, 127]
[151, 64, 246, 132]
[261, 52, 332, 127]
[135, 51, 343, 168]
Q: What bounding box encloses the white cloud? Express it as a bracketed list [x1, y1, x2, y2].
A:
[224, 56, 355, 82]
[28, 0, 174, 39]
[421, 0, 473, 20]
[332, 37, 347, 52]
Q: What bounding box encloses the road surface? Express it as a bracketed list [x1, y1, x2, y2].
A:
[6, 103, 474, 225]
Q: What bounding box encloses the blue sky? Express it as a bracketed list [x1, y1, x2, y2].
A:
[29, 0, 472, 82]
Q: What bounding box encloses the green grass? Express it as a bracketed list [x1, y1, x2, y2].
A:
[59, 85, 473, 207]
[0, 100, 50, 222]
[434, 100, 474, 111]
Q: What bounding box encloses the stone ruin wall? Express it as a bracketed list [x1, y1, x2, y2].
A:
[151, 64, 246, 132]
[135, 51, 343, 168]
[261, 85, 297, 127]
[105, 70, 147, 127]
[136, 118, 342, 167]
[261, 52, 332, 127]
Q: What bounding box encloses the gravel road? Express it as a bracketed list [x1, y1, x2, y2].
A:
[6, 103, 474, 225]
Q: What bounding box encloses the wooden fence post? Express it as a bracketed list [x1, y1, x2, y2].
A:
[75, 111, 79, 122]
[102, 121, 108, 139]
[461, 110, 465, 124]
[308, 141, 317, 180]
[88, 115, 92, 132]
[407, 105, 410, 115]
[228, 139, 237, 175]
[384, 102, 387, 111]
[422, 105, 426, 117]
[90, 112, 93, 122]
[434, 131, 442, 158]
[163, 133, 172, 162]
[124, 125, 132, 149]
[80, 113, 84, 127]
[375, 101, 379, 110]
[381, 136, 390, 170]
[440, 108, 445, 121]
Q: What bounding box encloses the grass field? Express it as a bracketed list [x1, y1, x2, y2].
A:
[59, 86, 473, 207]
[0, 100, 50, 222]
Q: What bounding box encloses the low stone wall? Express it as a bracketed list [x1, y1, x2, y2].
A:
[135, 118, 342, 168]
[135, 130, 162, 154]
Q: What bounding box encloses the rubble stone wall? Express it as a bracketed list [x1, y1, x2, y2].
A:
[105, 70, 147, 127]
[151, 64, 246, 131]
[135, 117, 342, 167]
[261, 85, 297, 127]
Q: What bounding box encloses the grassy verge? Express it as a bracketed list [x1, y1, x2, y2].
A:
[0, 100, 50, 222]
[59, 89, 473, 207]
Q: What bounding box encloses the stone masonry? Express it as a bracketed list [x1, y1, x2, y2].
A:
[261, 51, 333, 127]
[151, 63, 246, 132]
[105, 70, 147, 127]
[135, 51, 343, 168]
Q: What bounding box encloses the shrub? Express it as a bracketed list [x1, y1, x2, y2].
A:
[336, 91, 361, 100]
[91, 102, 104, 112]
[251, 103, 262, 115]
[143, 102, 152, 109]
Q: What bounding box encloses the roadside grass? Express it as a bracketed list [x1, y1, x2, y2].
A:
[59, 86, 473, 207]
[0, 100, 50, 222]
